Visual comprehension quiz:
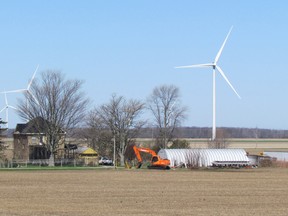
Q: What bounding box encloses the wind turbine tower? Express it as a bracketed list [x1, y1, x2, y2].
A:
[175, 26, 241, 140]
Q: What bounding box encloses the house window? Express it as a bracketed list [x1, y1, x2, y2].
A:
[32, 137, 38, 145]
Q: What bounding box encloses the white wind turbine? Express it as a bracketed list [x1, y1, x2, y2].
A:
[0, 65, 40, 127]
[1, 65, 40, 105]
[175, 26, 241, 140]
[0, 92, 18, 128]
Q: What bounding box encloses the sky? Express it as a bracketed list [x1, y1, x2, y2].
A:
[0, 0, 288, 130]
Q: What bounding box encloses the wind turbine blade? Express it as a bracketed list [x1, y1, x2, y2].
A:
[175, 63, 213, 69]
[4, 92, 8, 105]
[216, 65, 241, 99]
[0, 89, 26, 94]
[0, 107, 6, 113]
[27, 91, 40, 105]
[8, 105, 18, 110]
[214, 26, 233, 63]
[27, 64, 39, 90]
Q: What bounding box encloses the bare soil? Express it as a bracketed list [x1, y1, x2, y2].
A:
[0, 168, 288, 216]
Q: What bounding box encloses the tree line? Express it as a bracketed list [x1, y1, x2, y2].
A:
[12, 70, 187, 166]
[2, 70, 287, 166]
[137, 127, 288, 139]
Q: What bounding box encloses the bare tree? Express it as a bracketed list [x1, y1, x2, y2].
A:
[17, 71, 89, 166]
[88, 94, 145, 166]
[0, 119, 7, 161]
[147, 85, 187, 149]
[169, 139, 190, 149]
[185, 150, 203, 169]
[83, 112, 114, 158]
[208, 128, 230, 148]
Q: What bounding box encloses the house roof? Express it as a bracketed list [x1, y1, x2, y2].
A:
[15, 124, 28, 133]
[75, 146, 98, 155]
[65, 144, 78, 150]
[14, 117, 65, 134]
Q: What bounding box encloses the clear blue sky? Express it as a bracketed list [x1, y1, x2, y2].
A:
[0, 0, 288, 130]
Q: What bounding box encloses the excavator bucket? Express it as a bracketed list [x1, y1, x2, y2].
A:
[136, 162, 142, 169]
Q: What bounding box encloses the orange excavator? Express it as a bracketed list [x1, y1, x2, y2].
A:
[133, 145, 170, 170]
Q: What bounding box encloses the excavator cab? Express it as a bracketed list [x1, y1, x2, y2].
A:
[151, 156, 159, 163]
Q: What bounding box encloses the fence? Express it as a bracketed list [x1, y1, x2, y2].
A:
[0, 158, 99, 168]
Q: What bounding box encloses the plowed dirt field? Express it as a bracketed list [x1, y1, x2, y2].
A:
[0, 168, 288, 216]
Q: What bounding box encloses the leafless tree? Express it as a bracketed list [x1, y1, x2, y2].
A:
[0, 119, 7, 161]
[88, 94, 145, 166]
[208, 128, 230, 148]
[185, 150, 203, 169]
[83, 112, 113, 158]
[17, 71, 89, 166]
[169, 139, 190, 149]
[147, 85, 187, 149]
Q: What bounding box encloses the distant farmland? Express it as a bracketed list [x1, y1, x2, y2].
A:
[0, 168, 288, 216]
[137, 138, 288, 153]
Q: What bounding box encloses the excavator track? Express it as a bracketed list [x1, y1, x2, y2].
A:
[147, 165, 170, 170]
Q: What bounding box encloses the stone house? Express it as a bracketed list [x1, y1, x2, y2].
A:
[13, 117, 66, 160]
